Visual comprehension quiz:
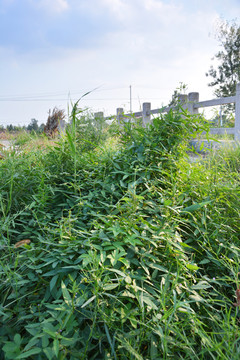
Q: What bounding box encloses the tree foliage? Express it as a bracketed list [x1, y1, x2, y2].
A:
[206, 19, 240, 99]
[27, 118, 38, 132]
[168, 82, 188, 107]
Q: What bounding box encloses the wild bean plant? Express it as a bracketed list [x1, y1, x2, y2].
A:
[0, 105, 240, 359]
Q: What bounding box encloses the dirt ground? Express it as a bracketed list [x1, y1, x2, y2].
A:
[0, 140, 12, 150]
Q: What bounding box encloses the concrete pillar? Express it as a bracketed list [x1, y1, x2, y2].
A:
[94, 112, 104, 119]
[187, 92, 199, 115]
[117, 108, 124, 124]
[94, 111, 104, 130]
[235, 83, 240, 142]
[178, 94, 188, 109]
[142, 102, 151, 127]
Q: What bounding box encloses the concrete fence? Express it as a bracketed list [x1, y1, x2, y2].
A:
[95, 82, 240, 141]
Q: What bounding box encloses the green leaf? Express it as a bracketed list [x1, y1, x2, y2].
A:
[16, 348, 42, 359]
[191, 281, 211, 290]
[102, 283, 119, 290]
[199, 259, 210, 264]
[107, 268, 126, 277]
[177, 304, 195, 314]
[124, 275, 132, 284]
[104, 323, 116, 359]
[23, 338, 40, 351]
[61, 281, 72, 306]
[43, 347, 55, 360]
[148, 263, 169, 273]
[181, 200, 212, 213]
[81, 295, 96, 308]
[142, 295, 158, 310]
[42, 335, 49, 348]
[50, 274, 58, 293]
[14, 334, 22, 346]
[3, 342, 19, 354]
[53, 339, 59, 358]
[66, 129, 76, 156]
[186, 263, 200, 271]
[25, 323, 41, 336]
[125, 235, 143, 246]
[117, 334, 144, 360]
[150, 335, 158, 359]
[43, 329, 57, 338]
[189, 294, 204, 302]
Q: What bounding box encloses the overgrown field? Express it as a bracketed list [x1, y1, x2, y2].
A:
[0, 107, 240, 359]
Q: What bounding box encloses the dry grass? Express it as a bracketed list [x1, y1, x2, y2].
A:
[0, 131, 15, 140]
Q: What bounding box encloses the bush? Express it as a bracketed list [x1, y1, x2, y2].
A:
[1, 106, 240, 359]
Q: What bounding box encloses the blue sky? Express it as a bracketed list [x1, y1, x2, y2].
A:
[0, 0, 239, 126]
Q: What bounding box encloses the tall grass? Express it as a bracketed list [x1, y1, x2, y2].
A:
[0, 107, 240, 359]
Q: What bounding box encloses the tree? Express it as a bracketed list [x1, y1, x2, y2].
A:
[39, 123, 45, 133]
[27, 118, 39, 132]
[6, 124, 14, 132]
[206, 19, 240, 100]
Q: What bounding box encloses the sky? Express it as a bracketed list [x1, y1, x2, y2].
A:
[0, 0, 239, 127]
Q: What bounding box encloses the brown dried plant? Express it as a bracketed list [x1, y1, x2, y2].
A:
[44, 107, 66, 138]
[233, 285, 240, 307]
[14, 239, 31, 248]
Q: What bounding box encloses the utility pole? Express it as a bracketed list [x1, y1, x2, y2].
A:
[130, 85, 132, 113]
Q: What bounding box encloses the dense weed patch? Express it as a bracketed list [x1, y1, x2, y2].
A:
[0, 107, 240, 359]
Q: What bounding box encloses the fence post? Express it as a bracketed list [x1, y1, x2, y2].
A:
[94, 111, 104, 119]
[142, 102, 151, 126]
[235, 82, 240, 142]
[187, 92, 199, 115]
[94, 111, 104, 131]
[178, 94, 188, 109]
[117, 108, 124, 124]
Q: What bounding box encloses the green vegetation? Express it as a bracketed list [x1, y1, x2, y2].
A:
[0, 105, 240, 359]
[2, 119, 45, 135]
[206, 18, 240, 117]
[206, 19, 240, 100]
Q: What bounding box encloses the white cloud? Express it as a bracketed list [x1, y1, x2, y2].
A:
[1, 0, 238, 125]
[37, 0, 69, 14]
[101, 0, 126, 12]
[100, 0, 132, 20]
[143, 0, 177, 12]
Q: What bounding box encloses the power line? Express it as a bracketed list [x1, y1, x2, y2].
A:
[0, 85, 170, 101]
[0, 86, 130, 100]
[0, 97, 153, 102]
[0, 96, 168, 102]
